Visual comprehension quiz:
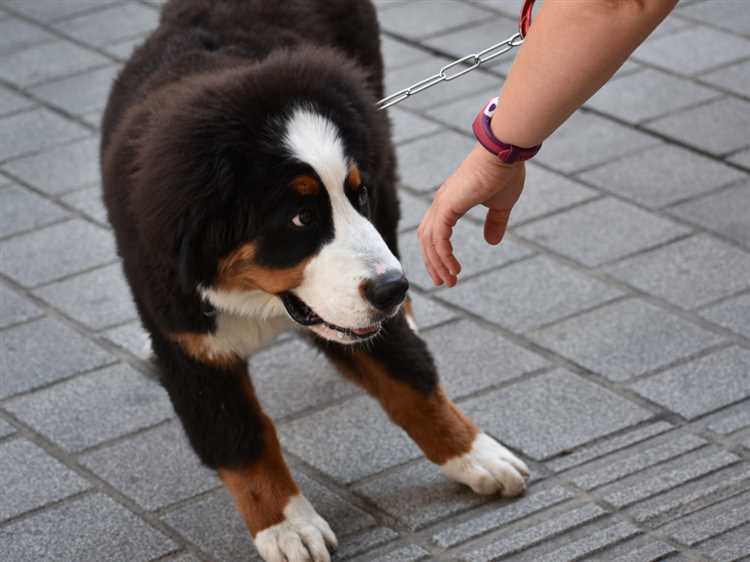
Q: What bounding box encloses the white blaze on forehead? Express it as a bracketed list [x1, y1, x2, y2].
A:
[283, 107, 348, 191]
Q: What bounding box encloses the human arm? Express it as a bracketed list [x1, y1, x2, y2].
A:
[417, 0, 678, 287]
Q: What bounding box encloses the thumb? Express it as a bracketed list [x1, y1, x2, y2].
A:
[484, 208, 511, 245]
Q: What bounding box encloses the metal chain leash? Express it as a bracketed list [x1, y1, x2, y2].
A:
[376, 0, 536, 111]
[376, 32, 524, 111]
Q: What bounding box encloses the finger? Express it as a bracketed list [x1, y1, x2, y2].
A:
[484, 208, 512, 245]
[418, 223, 443, 286]
[433, 219, 461, 278]
[425, 235, 453, 286]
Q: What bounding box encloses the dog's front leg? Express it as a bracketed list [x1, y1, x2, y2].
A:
[154, 338, 337, 562]
[317, 313, 529, 496]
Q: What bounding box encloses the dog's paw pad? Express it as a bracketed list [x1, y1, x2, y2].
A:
[440, 432, 529, 497]
[254, 495, 337, 562]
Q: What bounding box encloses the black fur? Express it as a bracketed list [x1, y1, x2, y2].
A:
[101, 0, 436, 478]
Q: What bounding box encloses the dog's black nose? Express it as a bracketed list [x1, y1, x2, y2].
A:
[363, 271, 409, 312]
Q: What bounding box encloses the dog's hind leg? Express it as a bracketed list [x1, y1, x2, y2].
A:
[152, 336, 337, 562]
[313, 312, 529, 497]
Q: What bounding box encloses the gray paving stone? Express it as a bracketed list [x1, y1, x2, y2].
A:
[353, 459, 485, 530]
[389, 108, 441, 145]
[626, 460, 750, 528]
[333, 527, 399, 561]
[530, 520, 641, 562]
[385, 57, 499, 111]
[530, 299, 722, 382]
[377, 0, 490, 39]
[0, 85, 34, 117]
[0, 39, 110, 87]
[2, 137, 100, 195]
[0, 493, 176, 562]
[0, 283, 41, 329]
[648, 97, 750, 156]
[425, 319, 547, 399]
[5, 363, 172, 452]
[0, 438, 90, 521]
[516, 198, 690, 267]
[60, 185, 110, 224]
[396, 129, 476, 191]
[35, 263, 137, 330]
[599, 446, 740, 508]
[660, 490, 750, 545]
[702, 59, 750, 98]
[422, 17, 519, 70]
[594, 536, 675, 562]
[671, 182, 750, 249]
[0, 219, 116, 287]
[0, 418, 15, 438]
[400, 220, 532, 290]
[439, 256, 623, 332]
[381, 36, 430, 70]
[432, 485, 575, 548]
[408, 291, 458, 330]
[103, 320, 152, 359]
[0, 109, 89, 162]
[631, 346, 750, 419]
[578, 144, 745, 209]
[463, 369, 652, 460]
[55, 3, 158, 47]
[605, 234, 750, 308]
[1, 0, 122, 22]
[731, 147, 750, 168]
[698, 521, 750, 562]
[706, 403, 750, 434]
[397, 189, 429, 232]
[678, 0, 750, 37]
[534, 111, 659, 174]
[354, 544, 429, 562]
[249, 338, 358, 420]
[0, 183, 68, 237]
[633, 26, 750, 76]
[503, 164, 599, 226]
[0, 317, 113, 398]
[165, 473, 374, 562]
[460, 504, 608, 562]
[81, 421, 218, 511]
[586, 68, 720, 123]
[425, 88, 504, 135]
[105, 35, 147, 61]
[29, 65, 120, 116]
[0, 18, 53, 56]
[546, 421, 674, 473]
[280, 396, 421, 483]
[567, 433, 707, 491]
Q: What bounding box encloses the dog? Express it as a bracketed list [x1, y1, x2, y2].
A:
[101, 1, 528, 560]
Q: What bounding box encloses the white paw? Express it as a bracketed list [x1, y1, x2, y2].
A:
[440, 433, 529, 496]
[254, 495, 337, 562]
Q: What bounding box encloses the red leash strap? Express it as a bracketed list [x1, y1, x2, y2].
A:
[519, 0, 536, 39]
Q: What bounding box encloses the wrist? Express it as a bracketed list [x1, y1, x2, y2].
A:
[473, 97, 542, 163]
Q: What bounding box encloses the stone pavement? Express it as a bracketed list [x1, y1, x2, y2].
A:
[1, 0, 750, 560]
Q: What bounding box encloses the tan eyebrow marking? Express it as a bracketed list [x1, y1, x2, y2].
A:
[289, 175, 320, 196]
[347, 165, 362, 190]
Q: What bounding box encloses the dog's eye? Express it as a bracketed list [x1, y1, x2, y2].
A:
[358, 186, 370, 216]
[292, 209, 316, 228]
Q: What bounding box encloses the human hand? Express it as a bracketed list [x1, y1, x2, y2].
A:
[417, 144, 525, 287]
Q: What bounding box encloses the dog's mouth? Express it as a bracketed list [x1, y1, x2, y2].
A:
[280, 292, 381, 340]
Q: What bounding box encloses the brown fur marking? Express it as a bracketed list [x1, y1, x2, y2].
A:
[216, 242, 309, 294]
[170, 332, 241, 368]
[220, 380, 299, 536]
[336, 353, 478, 465]
[347, 165, 361, 189]
[290, 174, 320, 196]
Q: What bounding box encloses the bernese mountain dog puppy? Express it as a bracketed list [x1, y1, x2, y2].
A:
[101, 1, 528, 560]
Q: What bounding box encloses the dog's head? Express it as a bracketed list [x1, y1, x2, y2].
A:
[130, 47, 406, 344]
